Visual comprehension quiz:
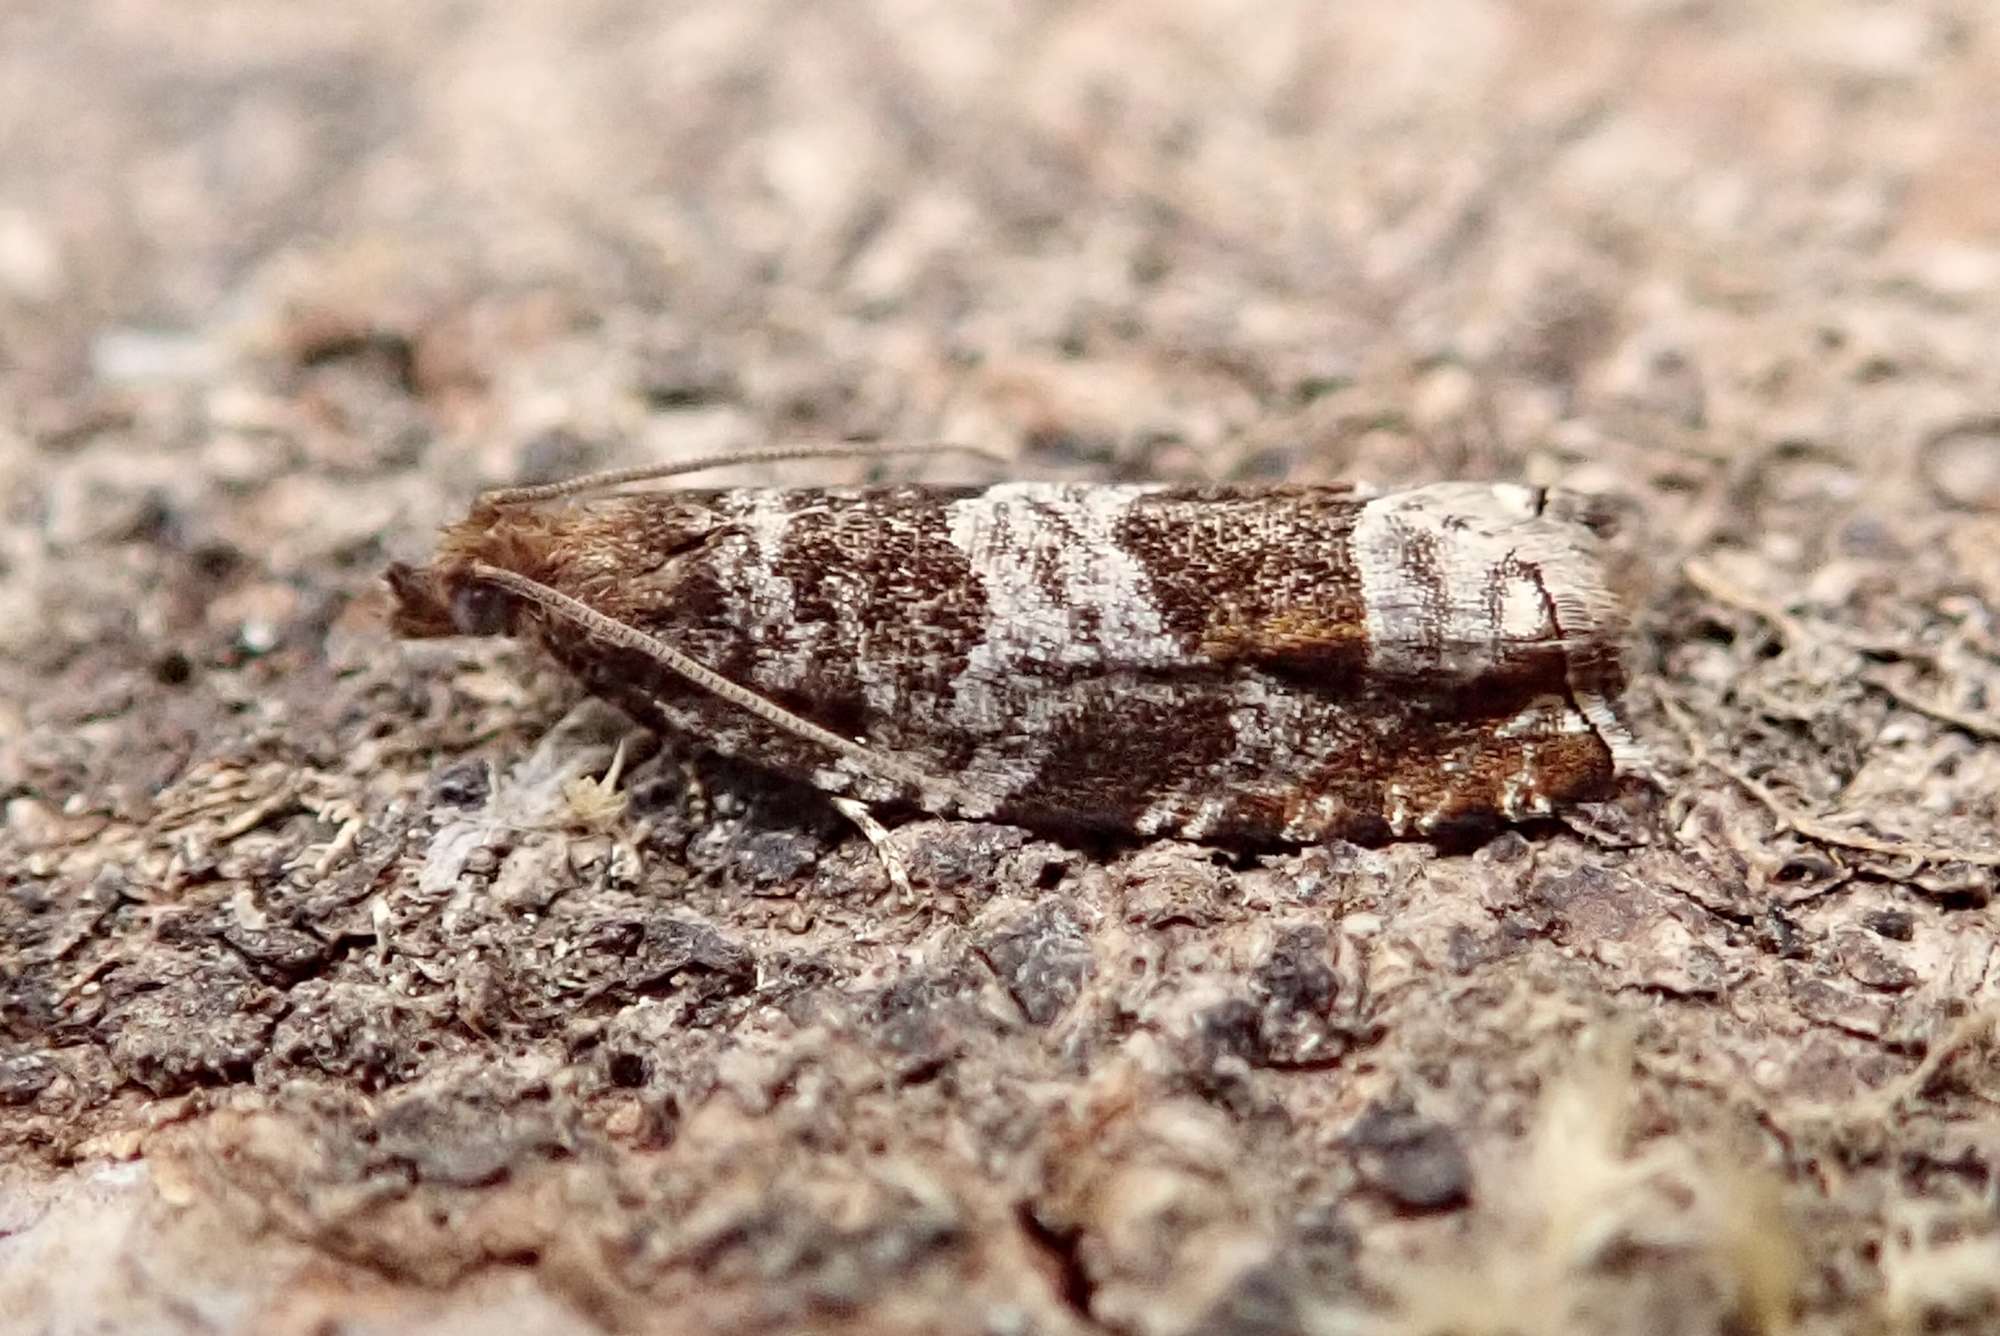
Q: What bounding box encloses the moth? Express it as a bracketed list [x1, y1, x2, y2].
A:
[388, 448, 1641, 847]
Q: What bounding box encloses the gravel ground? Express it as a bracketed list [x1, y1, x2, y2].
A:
[4, 3, 2000, 1333]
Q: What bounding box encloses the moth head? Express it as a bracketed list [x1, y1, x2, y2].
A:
[385, 508, 565, 640]
[385, 559, 519, 638]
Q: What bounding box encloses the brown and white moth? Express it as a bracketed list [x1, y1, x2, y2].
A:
[388, 451, 1641, 845]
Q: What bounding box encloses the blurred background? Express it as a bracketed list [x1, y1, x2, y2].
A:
[8, 2, 1996, 531]
[9, 0, 1997, 679]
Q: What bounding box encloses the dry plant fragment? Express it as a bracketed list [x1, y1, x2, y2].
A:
[1880, 1202, 2000, 1334]
[1658, 686, 2000, 872]
[1384, 1032, 1801, 1336]
[560, 738, 631, 831]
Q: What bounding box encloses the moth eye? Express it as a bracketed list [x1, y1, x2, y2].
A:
[449, 580, 511, 636]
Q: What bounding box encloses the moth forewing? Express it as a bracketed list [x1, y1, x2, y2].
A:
[388, 471, 1639, 845]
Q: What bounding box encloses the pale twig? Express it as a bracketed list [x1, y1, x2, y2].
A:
[1657, 691, 2000, 869]
[1861, 668, 2000, 744]
[215, 775, 302, 841]
[309, 817, 363, 876]
[1682, 556, 1816, 647]
[1682, 556, 1911, 659]
[1686, 555, 2000, 744]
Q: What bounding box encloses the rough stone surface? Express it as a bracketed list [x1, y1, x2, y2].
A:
[4, 3, 2000, 1333]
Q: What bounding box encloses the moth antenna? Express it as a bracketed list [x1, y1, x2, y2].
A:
[467, 562, 963, 804]
[478, 442, 1011, 508]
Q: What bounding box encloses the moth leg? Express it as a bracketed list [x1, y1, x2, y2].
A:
[830, 796, 913, 901]
[677, 755, 710, 826]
